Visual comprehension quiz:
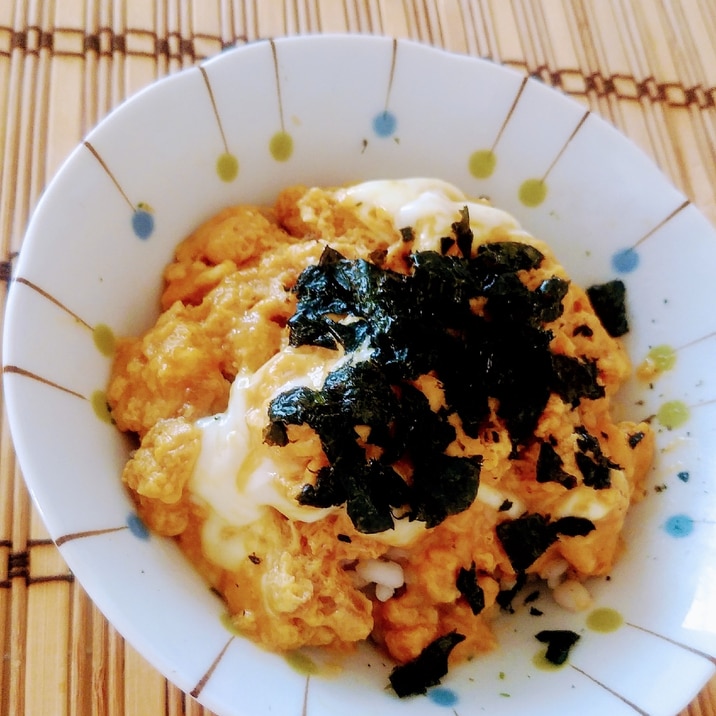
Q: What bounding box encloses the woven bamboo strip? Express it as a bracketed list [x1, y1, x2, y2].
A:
[0, 546, 7, 716]
[68, 582, 92, 716]
[7, 506, 28, 716]
[658, 0, 716, 217]
[45, 4, 83, 182]
[299, 0, 321, 33]
[558, 0, 613, 122]
[638, 1, 716, 206]
[316, 0, 349, 32]
[256, 0, 289, 37]
[125, 0, 159, 97]
[434, 0, 471, 54]
[191, 0, 224, 58]
[123, 642, 168, 716]
[663, 0, 715, 100]
[509, 0, 546, 77]
[479, 0, 523, 67]
[587, 0, 684, 197]
[346, 0, 372, 33]
[107, 623, 126, 716]
[0, 4, 13, 186]
[376, 0, 412, 38]
[24, 543, 72, 715]
[90, 605, 111, 715]
[3, 4, 38, 711]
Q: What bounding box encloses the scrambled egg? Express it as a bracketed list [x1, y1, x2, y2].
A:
[107, 179, 653, 668]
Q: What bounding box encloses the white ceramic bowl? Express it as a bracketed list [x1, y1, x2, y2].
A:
[4, 35, 716, 716]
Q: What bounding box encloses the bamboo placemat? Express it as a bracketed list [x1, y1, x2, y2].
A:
[1, 1, 715, 714]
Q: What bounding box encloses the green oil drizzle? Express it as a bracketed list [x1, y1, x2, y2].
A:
[216, 152, 239, 182]
[92, 323, 116, 357]
[647, 345, 677, 374]
[270, 131, 293, 161]
[532, 649, 565, 671]
[90, 390, 113, 424]
[586, 607, 623, 633]
[656, 400, 690, 429]
[285, 651, 320, 676]
[468, 149, 497, 179]
[518, 178, 547, 207]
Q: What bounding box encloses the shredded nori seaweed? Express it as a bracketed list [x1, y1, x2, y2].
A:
[495, 513, 595, 572]
[574, 426, 622, 490]
[456, 562, 486, 615]
[536, 441, 577, 489]
[496, 571, 527, 612]
[535, 629, 581, 665]
[587, 279, 629, 337]
[628, 431, 645, 449]
[266, 209, 616, 533]
[388, 631, 466, 697]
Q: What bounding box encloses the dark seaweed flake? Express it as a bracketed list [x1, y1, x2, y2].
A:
[456, 562, 486, 615]
[572, 324, 594, 338]
[473, 241, 544, 274]
[551, 516, 596, 537]
[574, 426, 621, 490]
[535, 630, 580, 665]
[576, 452, 612, 489]
[440, 236, 455, 255]
[550, 354, 605, 408]
[268, 209, 611, 533]
[496, 513, 595, 572]
[536, 441, 577, 489]
[496, 572, 527, 612]
[496, 514, 557, 572]
[628, 431, 645, 449]
[452, 205, 474, 258]
[587, 280, 629, 337]
[411, 454, 481, 529]
[388, 632, 466, 697]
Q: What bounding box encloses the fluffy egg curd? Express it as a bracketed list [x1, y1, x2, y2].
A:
[107, 178, 653, 696]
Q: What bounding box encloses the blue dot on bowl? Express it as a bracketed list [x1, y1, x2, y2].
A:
[664, 513, 694, 538]
[373, 110, 397, 137]
[611, 247, 639, 273]
[132, 208, 154, 239]
[127, 513, 151, 540]
[428, 687, 458, 707]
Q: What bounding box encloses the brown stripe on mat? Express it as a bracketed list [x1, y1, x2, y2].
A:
[0, 23, 714, 107]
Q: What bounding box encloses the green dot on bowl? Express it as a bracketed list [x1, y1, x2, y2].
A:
[519, 178, 547, 207]
[93, 323, 116, 357]
[468, 149, 496, 179]
[270, 131, 293, 162]
[647, 344, 677, 373]
[90, 390, 113, 424]
[532, 649, 565, 671]
[586, 607, 623, 633]
[657, 400, 690, 429]
[216, 152, 239, 182]
[285, 651, 320, 675]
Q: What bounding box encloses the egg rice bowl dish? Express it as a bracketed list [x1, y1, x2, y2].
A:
[106, 178, 653, 695]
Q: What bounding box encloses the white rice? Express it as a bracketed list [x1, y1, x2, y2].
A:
[552, 578, 593, 612]
[355, 558, 405, 601]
